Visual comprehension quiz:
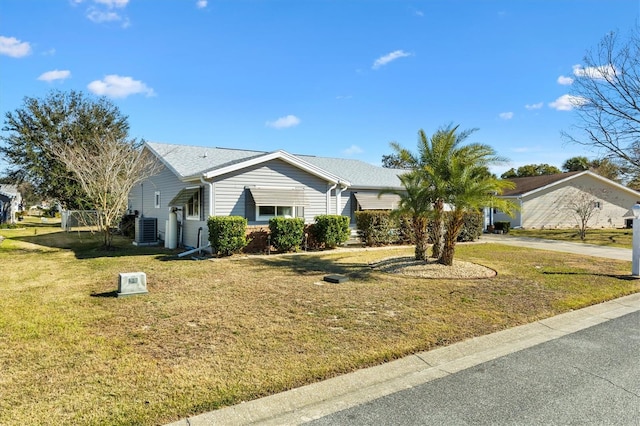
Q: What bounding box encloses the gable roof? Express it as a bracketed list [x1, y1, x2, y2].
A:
[502, 170, 640, 198]
[501, 172, 582, 196]
[145, 141, 405, 189]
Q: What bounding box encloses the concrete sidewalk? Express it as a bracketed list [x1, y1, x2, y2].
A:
[167, 237, 638, 426]
[479, 233, 632, 261]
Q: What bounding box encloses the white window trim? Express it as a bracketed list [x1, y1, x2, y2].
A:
[256, 205, 295, 221]
[154, 191, 161, 209]
[186, 190, 201, 220]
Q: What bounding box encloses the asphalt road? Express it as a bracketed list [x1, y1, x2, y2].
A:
[308, 310, 640, 426]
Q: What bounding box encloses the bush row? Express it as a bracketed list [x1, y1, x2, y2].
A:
[208, 215, 351, 256]
[355, 210, 483, 247]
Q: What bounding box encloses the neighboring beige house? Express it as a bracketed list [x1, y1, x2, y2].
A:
[492, 171, 640, 229]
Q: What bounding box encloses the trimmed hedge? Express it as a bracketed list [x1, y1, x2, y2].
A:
[269, 217, 305, 252]
[356, 210, 483, 246]
[355, 210, 399, 246]
[208, 216, 249, 256]
[457, 211, 483, 242]
[312, 215, 350, 249]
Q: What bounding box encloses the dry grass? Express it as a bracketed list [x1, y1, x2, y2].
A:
[1, 223, 638, 425]
[510, 227, 633, 248]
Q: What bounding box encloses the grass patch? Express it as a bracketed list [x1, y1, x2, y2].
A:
[1, 227, 638, 425]
[510, 227, 633, 248]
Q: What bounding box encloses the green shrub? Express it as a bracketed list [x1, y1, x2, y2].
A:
[269, 217, 305, 252]
[208, 216, 249, 256]
[494, 221, 511, 234]
[355, 210, 400, 246]
[457, 211, 483, 242]
[312, 215, 350, 249]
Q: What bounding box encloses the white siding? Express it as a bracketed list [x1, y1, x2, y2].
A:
[129, 165, 208, 248]
[213, 159, 329, 223]
[516, 174, 637, 229]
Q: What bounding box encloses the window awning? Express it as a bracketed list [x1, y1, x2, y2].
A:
[248, 187, 308, 206]
[169, 187, 200, 206]
[353, 192, 401, 210]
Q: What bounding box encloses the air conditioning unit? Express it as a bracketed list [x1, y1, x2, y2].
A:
[134, 217, 158, 245]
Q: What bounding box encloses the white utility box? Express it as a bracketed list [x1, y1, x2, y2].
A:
[117, 272, 148, 297]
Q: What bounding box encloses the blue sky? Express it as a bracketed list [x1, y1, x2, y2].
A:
[1, 0, 639, 176]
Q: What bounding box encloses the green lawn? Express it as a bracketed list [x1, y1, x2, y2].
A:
[1, 222, 638, 425]
[509, 227, 633, 248]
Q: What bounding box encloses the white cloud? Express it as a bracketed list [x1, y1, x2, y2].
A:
[42, 48, 56, 56]
[196, 0, 207, 8]
[38, 70, 71, 82]
[372, 50, 411, 70]
[265, 115, 301, 129]
[548, 94, 588, 111]
[0, 36, 32, 58]
[557, 75, 574, 85]
[343, 145, 363, 155]
[94, 0, 129, 7]
[84, 0, 130, 27]
[87, 74, 155, 98]
[499, 112, 514, 120]
[525, 102, 543, 110]
[87, 9, 122, 23]
[572, 63, 616, 80]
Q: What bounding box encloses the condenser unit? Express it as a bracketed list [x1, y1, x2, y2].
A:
[134, 217, 158, 245]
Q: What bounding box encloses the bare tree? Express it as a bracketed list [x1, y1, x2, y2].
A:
[563, 27, 640, 174]
[565, 192, 601, 241]
[53, 135, 160, 248]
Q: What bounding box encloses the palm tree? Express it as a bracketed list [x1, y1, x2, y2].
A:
[380, 170, 432, 260]
[390, 125, 478, 259]
[390, 124, 516, 266]
[439, 145, 516, 265]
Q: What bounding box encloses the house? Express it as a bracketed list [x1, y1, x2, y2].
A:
[128, 142, 405, 248]
[0, 184, 23, 224]
[490, 171, 640, 229]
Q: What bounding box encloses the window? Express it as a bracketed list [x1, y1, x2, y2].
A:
[186, 190, 200, 219]
[257, 205, 294, 221]
[154, 191, 161, 209]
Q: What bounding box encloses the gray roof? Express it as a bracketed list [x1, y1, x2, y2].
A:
[299, 155, 406, 189]
[145, 141, 405, 189]
[0, 184, 19, 198]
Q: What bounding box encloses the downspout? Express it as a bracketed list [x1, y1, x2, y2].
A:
[327, 183, 337, 215]
[200, 175, 214, 218]
[335, 181, 348, 215]
[518, 197, 523, 228]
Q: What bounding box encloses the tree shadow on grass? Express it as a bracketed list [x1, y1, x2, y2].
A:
[10, 230, 178, 259]
[249, 252, 374, 280]
[542, 271, 640, 281]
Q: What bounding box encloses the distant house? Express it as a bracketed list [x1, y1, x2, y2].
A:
[491, 171, 640, 229]
[0, 184, 23, 224]
[128, 142, 405, 248]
